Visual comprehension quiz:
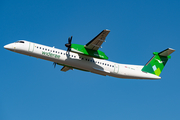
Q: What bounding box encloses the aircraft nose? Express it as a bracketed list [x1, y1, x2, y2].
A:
[4, 44, 13, 50]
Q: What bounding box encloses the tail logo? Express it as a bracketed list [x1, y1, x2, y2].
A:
[156, 59, 163, 64]
[152, 65, 157, 71]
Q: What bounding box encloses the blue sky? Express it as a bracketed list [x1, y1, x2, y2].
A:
[1, 0, 180, 120]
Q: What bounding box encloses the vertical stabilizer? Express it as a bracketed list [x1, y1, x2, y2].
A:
[142, 48, 175, 76]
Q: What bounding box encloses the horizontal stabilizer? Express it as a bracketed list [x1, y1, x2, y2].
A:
[158, 48, 175, 57]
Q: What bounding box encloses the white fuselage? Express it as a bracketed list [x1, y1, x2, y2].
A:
[4, 40, 161, 79]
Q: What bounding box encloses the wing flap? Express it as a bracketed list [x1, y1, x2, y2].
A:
[61, 66, 73, 72]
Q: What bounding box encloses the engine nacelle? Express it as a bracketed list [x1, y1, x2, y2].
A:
[71, 44, 108, 60]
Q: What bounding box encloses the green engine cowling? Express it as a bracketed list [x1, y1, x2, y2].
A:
[71, 44, 108, 60]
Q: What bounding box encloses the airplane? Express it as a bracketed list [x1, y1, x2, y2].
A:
[4, 29, 175, 79]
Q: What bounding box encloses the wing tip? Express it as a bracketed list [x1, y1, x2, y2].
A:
[104, 29, 110, 32]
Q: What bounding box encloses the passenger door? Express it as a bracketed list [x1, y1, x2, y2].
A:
[28, 43, 35, 52]
[114, 64, 119, 73]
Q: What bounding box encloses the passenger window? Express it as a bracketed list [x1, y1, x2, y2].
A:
[40, 47, 41, 49]
[56, 51, 57, 53]
[37, 46, 38, 48]
[45, 48, 47, 51]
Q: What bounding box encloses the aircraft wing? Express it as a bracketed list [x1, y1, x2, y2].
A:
[61, 66, 73, 72]
[84, 29, 110, 51]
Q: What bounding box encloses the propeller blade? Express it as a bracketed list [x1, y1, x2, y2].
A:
[53, 62, 57, 68]
[67, 47, 71, 51]
[65, 36, 73, 52]
[68, 36, 72, 44]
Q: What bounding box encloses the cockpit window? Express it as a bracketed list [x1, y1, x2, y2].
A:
[15, 41, 24, 43]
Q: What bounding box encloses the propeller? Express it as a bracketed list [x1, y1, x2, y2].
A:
[65, 36, 72, 52]
[53, 62, 57, 68]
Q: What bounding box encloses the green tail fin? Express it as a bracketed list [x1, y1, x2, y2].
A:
[142, 48, 175, 76]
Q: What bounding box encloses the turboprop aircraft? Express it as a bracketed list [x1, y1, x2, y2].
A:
[4, 29, 175, 79]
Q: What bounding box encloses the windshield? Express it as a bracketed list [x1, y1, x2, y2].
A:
[15, 41, 25, 43]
